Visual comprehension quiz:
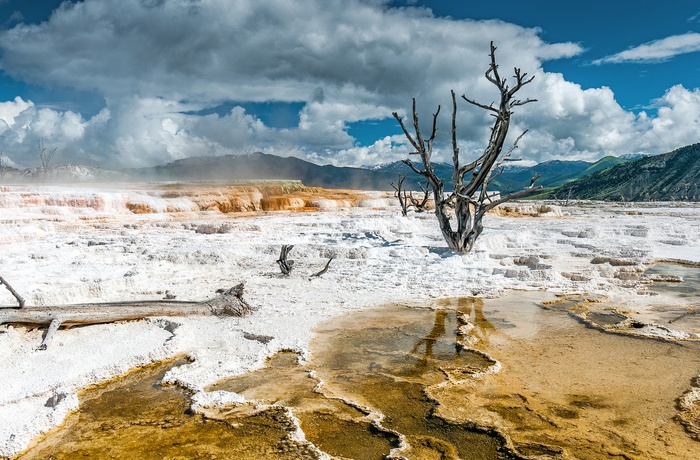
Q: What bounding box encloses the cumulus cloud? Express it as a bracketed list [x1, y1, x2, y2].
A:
[594, 33, 700, 64]
[0, 96, 32, 130]
[637, 85, 700, 149]
[0, 98, 111, 168]
[0, 0, 697, 169]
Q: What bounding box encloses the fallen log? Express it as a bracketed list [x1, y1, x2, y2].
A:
[0, 283, 253, 350]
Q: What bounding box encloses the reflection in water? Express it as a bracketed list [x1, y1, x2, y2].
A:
[312, 303, 508, 459]
[410, 309, 447, 358]
[454, 297, 499, 347]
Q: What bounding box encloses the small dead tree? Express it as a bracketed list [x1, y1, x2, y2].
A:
[390, 174, 411, 216]
[551, 184, 574, 206]
[391, 175, 431, 216]
[38, 138, 58, 175]
[392, 42, 542, 253]
[407, 181, 431, 212]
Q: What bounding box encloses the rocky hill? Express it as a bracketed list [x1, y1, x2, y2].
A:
[544, 143, 700, 201]
[492, 156, 626, 190]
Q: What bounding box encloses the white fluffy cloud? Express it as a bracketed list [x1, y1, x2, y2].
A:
[0, 0, 698, 169]
[594, 33, 700, 64]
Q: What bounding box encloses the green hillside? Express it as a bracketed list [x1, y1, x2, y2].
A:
[544, 144, 700, 201]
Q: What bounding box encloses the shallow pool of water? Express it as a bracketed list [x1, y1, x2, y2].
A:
[646, 263, 700, 300]
[16, 292, 700, 459]
[18, 356, 322, 459]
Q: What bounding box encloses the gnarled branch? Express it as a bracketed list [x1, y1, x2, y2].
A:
[277, 245, 295, 276]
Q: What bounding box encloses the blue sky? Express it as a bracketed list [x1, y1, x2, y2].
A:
[0, 0, 699, 168]
[413, 1, 700, 109]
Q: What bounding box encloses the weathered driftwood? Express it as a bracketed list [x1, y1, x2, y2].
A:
[311, 257, 334, 278]
[0, 283, 253, 350]
[0, 275, 25, 308]
[277, 245, 295, 275]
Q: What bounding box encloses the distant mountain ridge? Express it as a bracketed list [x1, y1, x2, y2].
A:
[5, 145, 699, 203]
[130, 153, 629, 192]
[373, 155, 628, 191]
[129, 152, 396, 190]
[543, 143, 700, 201]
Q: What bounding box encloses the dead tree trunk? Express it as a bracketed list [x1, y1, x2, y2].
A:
[392, 42, 542, 253]
[0, 282, 253, 349]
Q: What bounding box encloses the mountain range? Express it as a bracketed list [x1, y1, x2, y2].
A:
[128, 153, 394, 190]
[3, 143, 699, 202]
[128, 152, 630, 192]
[542, 143, 700, 201]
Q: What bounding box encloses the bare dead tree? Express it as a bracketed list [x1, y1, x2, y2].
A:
[390, 174, 411, 216]
[407, 181, 431, 212]
[392, 42, 542, 253]
[551, 185, 574, 206]
[277, 245, 295, 275]
[391, 175, 431, 216]
[38, 138, 58, 175]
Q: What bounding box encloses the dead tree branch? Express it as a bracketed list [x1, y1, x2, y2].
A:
[311, 257, 334, 278]
[38, 138, 58, 174]
[408, 181, 431, 212]
[277, 245, 295, 275]
[0, 275, 25, 308]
